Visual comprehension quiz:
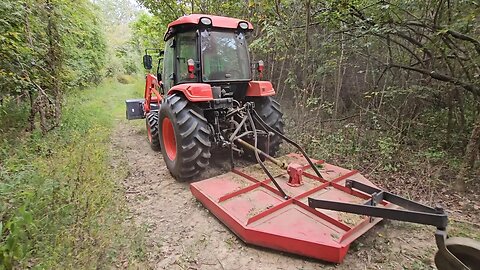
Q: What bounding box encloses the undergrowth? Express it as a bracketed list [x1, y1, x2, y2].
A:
[282, 107, 479, 207]
[0, 79, 146, 269]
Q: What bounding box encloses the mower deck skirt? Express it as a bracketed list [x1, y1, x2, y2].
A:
[190, 154, 388, 263]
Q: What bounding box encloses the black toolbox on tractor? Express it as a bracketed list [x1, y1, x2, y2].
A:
[125, 99, 145, 120]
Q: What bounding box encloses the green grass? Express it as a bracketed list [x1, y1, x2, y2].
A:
[0, 79, 146, 269]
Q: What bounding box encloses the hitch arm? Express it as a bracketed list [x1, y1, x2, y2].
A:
[308, 179, 470, 269]
[308, 180, 448, 229]
[251, 109, 323, 180]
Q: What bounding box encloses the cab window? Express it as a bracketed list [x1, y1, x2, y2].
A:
[176, 32, 198, 83]
[163, 39, 175, 90]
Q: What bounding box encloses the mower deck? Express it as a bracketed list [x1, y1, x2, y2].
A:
[190, 153, 391, 263]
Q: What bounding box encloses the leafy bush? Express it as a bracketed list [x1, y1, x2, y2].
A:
[0, 80, 145, 269]
[116, 74, 136, 85]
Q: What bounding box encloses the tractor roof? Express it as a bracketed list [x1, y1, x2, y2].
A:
[164, 14, 253, 41]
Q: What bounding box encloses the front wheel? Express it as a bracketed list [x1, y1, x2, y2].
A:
[158, 94, 212, 180]
[146, 111, 161, 151]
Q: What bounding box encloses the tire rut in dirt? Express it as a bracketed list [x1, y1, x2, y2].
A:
[146, 111, 161, 151]
[159, 94, 211, 180]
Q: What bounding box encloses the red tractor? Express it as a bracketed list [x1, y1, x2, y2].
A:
[126, 14, 480, 269]
[127, 14, 283, 180]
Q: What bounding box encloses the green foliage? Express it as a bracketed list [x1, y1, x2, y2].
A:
[95, 0, 147, 77]
[0, 0, 107, 133]
[377, 137, 400, 171]
[60, 1, 107, 88]
[0, 0, 106, 95]
[116, 74, 136, 84]
[130, 12, 166, 51]
[0, 80, 146, 269]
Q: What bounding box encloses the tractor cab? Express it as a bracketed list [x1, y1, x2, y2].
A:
[161, 14, 258, 100]
[134, 14, 281, 181]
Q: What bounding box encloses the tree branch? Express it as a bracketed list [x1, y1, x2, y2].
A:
[388, 63, 480, 96]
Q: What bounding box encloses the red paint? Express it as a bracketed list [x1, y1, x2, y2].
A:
[144, 74, 162, 113]
[287, 163, 304, 186]
[162, 118, 176, 160]
[168, 14, 253, 30]
[190, 153, 387, 263]
[168, 83, 213, 102]
[187, 59, 195, 79]
[245, 81, 275, 97]
[257, 60, 265, 79]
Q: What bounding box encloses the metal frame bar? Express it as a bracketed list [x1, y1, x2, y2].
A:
[251, 109, 323, 179]
[308, 179, 448, 229]
[307, 180, 470, 267]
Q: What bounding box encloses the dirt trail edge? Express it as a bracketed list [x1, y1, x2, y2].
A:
[114, 120, 439, 270]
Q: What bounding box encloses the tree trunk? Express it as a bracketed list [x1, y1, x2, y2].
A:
[46, 0, 62, 128]
[27, 90, 36, 132]
[456, 115, 480, 191]
[334, 25, 345, 118]
[446, 89, 454, 146]
[303, 0, 311, 90]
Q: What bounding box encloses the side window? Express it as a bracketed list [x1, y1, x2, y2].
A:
[163, 39, 174, 91]
[176, 32, 197, 83]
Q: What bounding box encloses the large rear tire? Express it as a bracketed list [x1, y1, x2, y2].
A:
[158, 94, 212, 180]
[247, 96, 285, 157]
[146, 111, 161, 151]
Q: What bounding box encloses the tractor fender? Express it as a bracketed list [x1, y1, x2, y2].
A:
[168, 83, 213, 102]
[245, 81, 275, 97]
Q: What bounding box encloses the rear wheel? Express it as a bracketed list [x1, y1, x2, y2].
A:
[245, 96, 285, 157]
[146, 111, 161, 151]
[434, 237, 480, 270]
[158, 94, 212, 180]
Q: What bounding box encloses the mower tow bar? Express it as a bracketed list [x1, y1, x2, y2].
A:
[309, 180, 480, 270]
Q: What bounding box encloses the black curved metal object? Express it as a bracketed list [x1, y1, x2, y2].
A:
[308, 179, 477, 269]
[308, 179, 449, 229]
[224, 102, 323, 200]
[435, 236, 480, 270]
[245, 106, 288, 199]
[250, 108, 323, 180]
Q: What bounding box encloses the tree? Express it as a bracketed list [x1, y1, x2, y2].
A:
[134, 0, 480, 191]
[0, 0, 106, 133]
[324, 0, 479, 190]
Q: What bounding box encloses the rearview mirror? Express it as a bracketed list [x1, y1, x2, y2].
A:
[143, 55, 153, 70]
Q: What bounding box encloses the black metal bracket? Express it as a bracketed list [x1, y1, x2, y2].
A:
[308, 180, 469, 268]
[250, 108, 323, 180]
[308, 179, 448, 229]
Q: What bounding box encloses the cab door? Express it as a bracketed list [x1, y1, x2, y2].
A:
[163, 39, 175, 90]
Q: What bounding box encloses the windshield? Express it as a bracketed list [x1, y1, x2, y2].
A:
[201, 30, 250, 82]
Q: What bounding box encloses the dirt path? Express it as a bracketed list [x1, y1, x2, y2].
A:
[114, 120, 443, 270]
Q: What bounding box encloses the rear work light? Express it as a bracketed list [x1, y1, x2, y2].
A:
[187, 59, 195, 79]
[257, 60, 264, 79]
[200, 17, 212, 26]
[238, 22, 249, 30]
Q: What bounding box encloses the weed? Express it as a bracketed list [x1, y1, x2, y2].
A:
[116, 74, 136, 84]
[0, 79, 146, 269]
